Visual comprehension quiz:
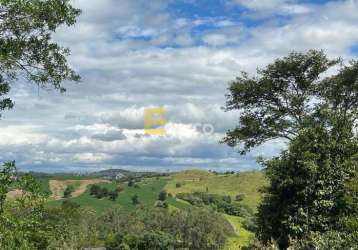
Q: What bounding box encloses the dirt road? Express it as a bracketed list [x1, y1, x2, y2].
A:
[49, 179, 110, 200]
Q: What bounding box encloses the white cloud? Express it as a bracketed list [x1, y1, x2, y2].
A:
[232, 0, 312, 15]
[203, 34, 229, 46]
[2, 0, 358, 172]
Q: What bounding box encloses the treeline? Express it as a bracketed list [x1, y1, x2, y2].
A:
[176, 192, 252, 217]
[176, 192, 256, 232]
[89, 184, 122, 201]
[103, 207, 233, 249]
[0, 170, 234, 249]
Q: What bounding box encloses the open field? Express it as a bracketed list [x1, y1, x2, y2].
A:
[165, 170, 267, 210]
[41, 170, 265, 248]
[47, 176, 190, 213]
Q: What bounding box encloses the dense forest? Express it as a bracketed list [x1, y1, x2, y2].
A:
[0, 1, 357, 249]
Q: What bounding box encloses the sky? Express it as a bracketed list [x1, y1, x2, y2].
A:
[1, 0, 358, 173]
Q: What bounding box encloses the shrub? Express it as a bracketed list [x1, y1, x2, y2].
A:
[63, 185, 75, 198]
[89, 184, 100, 195]
[131, 194, 140, 205]
[242, 216, 257, 232]
[108, 190, 119, 201]
[158, 190, 167, 201]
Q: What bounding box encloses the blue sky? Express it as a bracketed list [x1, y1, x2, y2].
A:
[1, 0, 358, 173]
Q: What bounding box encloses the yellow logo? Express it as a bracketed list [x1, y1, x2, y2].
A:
[144, 107, 167, 135]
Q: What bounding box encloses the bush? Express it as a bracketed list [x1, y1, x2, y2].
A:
[290, 231, 358, 250]
[108, 190, 119, 201]
[158, 190, 167, 201]
[94, 187, 109, 199]
[176, 192, 252, 217]
[90, 185, 118, 200]
[90, 184, 100, 195]
[242, 216, 257, 232]
[175, 183, 181, 188]
[131, 194, 140, 205]
[63, 185, 75, 198]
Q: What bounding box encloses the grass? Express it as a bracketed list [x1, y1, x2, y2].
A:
[224, 215, 254, 250]
[46, 177, 191, 213]
[37, 177, 51, 194]
[165, 170, 267, 211]
[43, 170, 266, 248]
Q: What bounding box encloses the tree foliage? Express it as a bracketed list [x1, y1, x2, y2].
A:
[0, 0, 81, 117]
[0, 162, 49, 249]
[223, 50, 342, 154]
[224, 50, 358, 249]
[102, 207, 234, 250]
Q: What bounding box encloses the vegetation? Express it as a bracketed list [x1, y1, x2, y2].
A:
[176, 192, 253, 218]
[102, 208, 235, 250]
[0, 0, 80, 117]
[165, 170, 267, 211]
[0, 1, 356, 249]
[89, 184, 119, 201]
[158, 190, 167, 201]
[224, 50, 358, 249]
[63, 185, 75, 198]
[224, 215, 254, 250]
[131, 194, 140, 205]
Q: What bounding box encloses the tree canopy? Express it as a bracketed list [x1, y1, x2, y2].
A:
[224, 50, 358, 249]
[0, 0, 81, 117]
[223, 50, 356, 154]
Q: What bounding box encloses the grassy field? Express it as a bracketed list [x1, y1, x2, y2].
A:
[47, 177, 190, 213]
[165, 170, 267, 210]
[43, 170, 265, 249]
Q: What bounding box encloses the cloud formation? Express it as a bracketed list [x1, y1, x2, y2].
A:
[1, 0, 358, 172]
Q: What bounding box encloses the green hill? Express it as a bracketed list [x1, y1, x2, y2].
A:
[165, 170, 267, 211]
[43, 170, 267, 249]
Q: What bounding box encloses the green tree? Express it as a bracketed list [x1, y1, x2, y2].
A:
[0, 1, 80, 249]
[224, 50, 358, 249]
[128, 179, 134, 187]
[90, 184, 100, 196]
[101, 207, 234, 250]
[108, 190, 119, 201]
[131, 194, 139, 205]
[222, 50, 340, 154]
[0, 162, 49, 249]
[158, 190, 167, 201]
[0, 0, 81, 117]
[63, 185, 75, 198]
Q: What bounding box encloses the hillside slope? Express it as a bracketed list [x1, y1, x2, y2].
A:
[165, 170, 267, 210]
